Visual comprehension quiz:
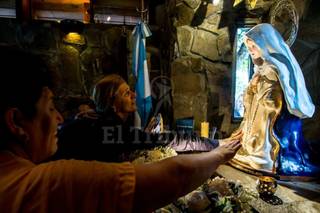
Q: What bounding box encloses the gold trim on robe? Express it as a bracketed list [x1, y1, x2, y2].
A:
[231, 62, 283, 174]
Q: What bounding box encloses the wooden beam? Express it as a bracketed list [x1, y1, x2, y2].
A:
[33, 2, 85, 12]
[94, 7, 139, 17]
[32, 0, 89, 4]
[94, 0, 140, 9]
[16, 0, 32, 21]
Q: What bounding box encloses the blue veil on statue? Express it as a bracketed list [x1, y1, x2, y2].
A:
[245, 23, 314, 118]
[245, 23, 319, 177]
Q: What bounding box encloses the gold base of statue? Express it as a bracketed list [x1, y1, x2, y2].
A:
[228, 159, 279, 179]
[228, 160, 318, 182]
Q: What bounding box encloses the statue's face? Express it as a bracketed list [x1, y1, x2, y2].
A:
[245, 38, 262, 60]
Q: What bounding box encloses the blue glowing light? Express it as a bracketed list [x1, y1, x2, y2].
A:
[275, 108, 320, 176]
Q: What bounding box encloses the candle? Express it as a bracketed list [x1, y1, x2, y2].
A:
[201, 122, 209, 138]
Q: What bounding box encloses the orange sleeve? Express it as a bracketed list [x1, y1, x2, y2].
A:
[25, 160, 136, 213]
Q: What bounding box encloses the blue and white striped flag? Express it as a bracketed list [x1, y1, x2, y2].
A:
[132, 21, 152, 128]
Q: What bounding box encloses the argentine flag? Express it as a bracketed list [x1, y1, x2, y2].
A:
[132, 21, 152, 128]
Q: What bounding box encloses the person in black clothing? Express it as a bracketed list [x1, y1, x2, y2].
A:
[54, 74, 170, 162]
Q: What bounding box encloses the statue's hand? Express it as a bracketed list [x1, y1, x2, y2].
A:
[249, 74, 261, 93]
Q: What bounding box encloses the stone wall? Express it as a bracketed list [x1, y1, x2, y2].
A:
[0, 0, 318, 140]
[169, 0, 234, 133]
[291, 0, 320, 149]
[0, 19, 132, 118]
[167, 0, 320, 139]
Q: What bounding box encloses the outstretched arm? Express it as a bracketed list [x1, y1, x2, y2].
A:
[133, 140, 241, 212]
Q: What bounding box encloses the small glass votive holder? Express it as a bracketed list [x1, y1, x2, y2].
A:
[256, 176, 277, 197]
